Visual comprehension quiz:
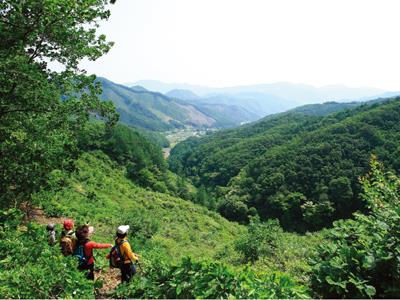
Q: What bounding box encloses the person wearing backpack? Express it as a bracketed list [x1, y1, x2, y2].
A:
[61, 219, 75, 237]
[75, 224, 112, 280]
[107, 225, 139, 283]
[60, 219, 77, 256]
[46, 223, 56, 246]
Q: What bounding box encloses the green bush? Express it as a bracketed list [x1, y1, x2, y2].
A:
[310, 157, 400, 298]
[235, 216, 283, 263]
[119, 209, 160, 247]
[217, 196, 249, 223]
[0, 212, 94, 299]
[41, 200, 68, 217]
[112, 257, 309, 299]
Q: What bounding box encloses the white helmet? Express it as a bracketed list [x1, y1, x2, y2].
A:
[117, 225, 130, 234]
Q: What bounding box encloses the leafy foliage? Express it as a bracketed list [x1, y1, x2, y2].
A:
[112, 257, 309, 299]
[0, 210, 94, 299]
[310, 157, 400, 298]
[79, 122, 165, 174]
[0, 0, 117, 208]
[235, 216, 283, 263]
[134, 127, 170, 148]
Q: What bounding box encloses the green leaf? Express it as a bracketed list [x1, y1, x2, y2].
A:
[365, 285, 376, 298]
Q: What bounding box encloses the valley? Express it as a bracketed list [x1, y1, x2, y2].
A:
[1, 1, 400, 299]
[162, 127, 218, 158]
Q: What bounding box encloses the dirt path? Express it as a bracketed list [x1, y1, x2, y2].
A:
[30, 207, 65, 226]
[31, 208, 122, 298]
[95, 268, 121, 298]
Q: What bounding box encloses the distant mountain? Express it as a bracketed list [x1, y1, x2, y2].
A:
[211, 82, 384, 104]
[166, 89, 200, 100]
[188, 102, 260, 127]
[198, 92, 299, 116]
[164, 91, 261, 127]
[163, 89, 300, 117]
[130, 85, 148, 92]
[98, 77, 215, 131]
[126, 80, 389, 118]
[125, 80, 215, 95]
[357, 90, 400, 101]
[98, 77, 259, 131]
[129, 80, 386, 101]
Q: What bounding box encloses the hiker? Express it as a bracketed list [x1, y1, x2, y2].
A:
[60, 219, 77, 256]
[75, 224, 112, 280]
[46, 223, 56, 246]
[108, 225, 140, 283]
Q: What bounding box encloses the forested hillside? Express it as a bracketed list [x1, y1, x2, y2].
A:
[99, 77, 211, 130]
[289, 97, 389, 116]
[169, 99, 400, 230]
[99, 77, 259, 130]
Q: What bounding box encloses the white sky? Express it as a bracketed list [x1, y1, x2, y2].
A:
[80, 0, 400, 90]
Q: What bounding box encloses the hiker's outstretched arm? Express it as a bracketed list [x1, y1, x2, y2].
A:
[87, 241, 112, 249]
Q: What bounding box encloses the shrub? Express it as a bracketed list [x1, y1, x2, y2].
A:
[218, 196, 249, 223]
[112, 257, 309, 299]
[310, 157, 400, 298]
[41, 200, 67, 217]
[119, 209, 160, 247]
[235, 216, 283, 263]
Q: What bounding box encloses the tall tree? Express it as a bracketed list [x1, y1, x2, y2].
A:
[0, 0, 118, 208]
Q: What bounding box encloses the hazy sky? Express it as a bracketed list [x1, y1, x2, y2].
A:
[80, 0, 400, 90]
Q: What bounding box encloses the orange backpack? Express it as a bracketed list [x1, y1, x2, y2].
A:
[60, 233, 77, 256]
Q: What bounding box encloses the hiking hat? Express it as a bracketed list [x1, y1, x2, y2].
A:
[46, 223, 55, 231]
[88, 226, 95, 235]
[117, 225, 130, 234]
[63, 219, 74, 230]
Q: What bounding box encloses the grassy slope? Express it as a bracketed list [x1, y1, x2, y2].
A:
[41, 151, 244, 264]
[38, 150, 323, 286]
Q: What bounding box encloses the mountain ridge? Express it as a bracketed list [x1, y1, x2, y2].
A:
[98, 77, 259, 131]
[124, 80, 393, 117]
[127, 80, 387, 103]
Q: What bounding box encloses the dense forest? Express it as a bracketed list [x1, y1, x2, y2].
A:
[1, 0, 399, 299]
[169, 98, 400, 230]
